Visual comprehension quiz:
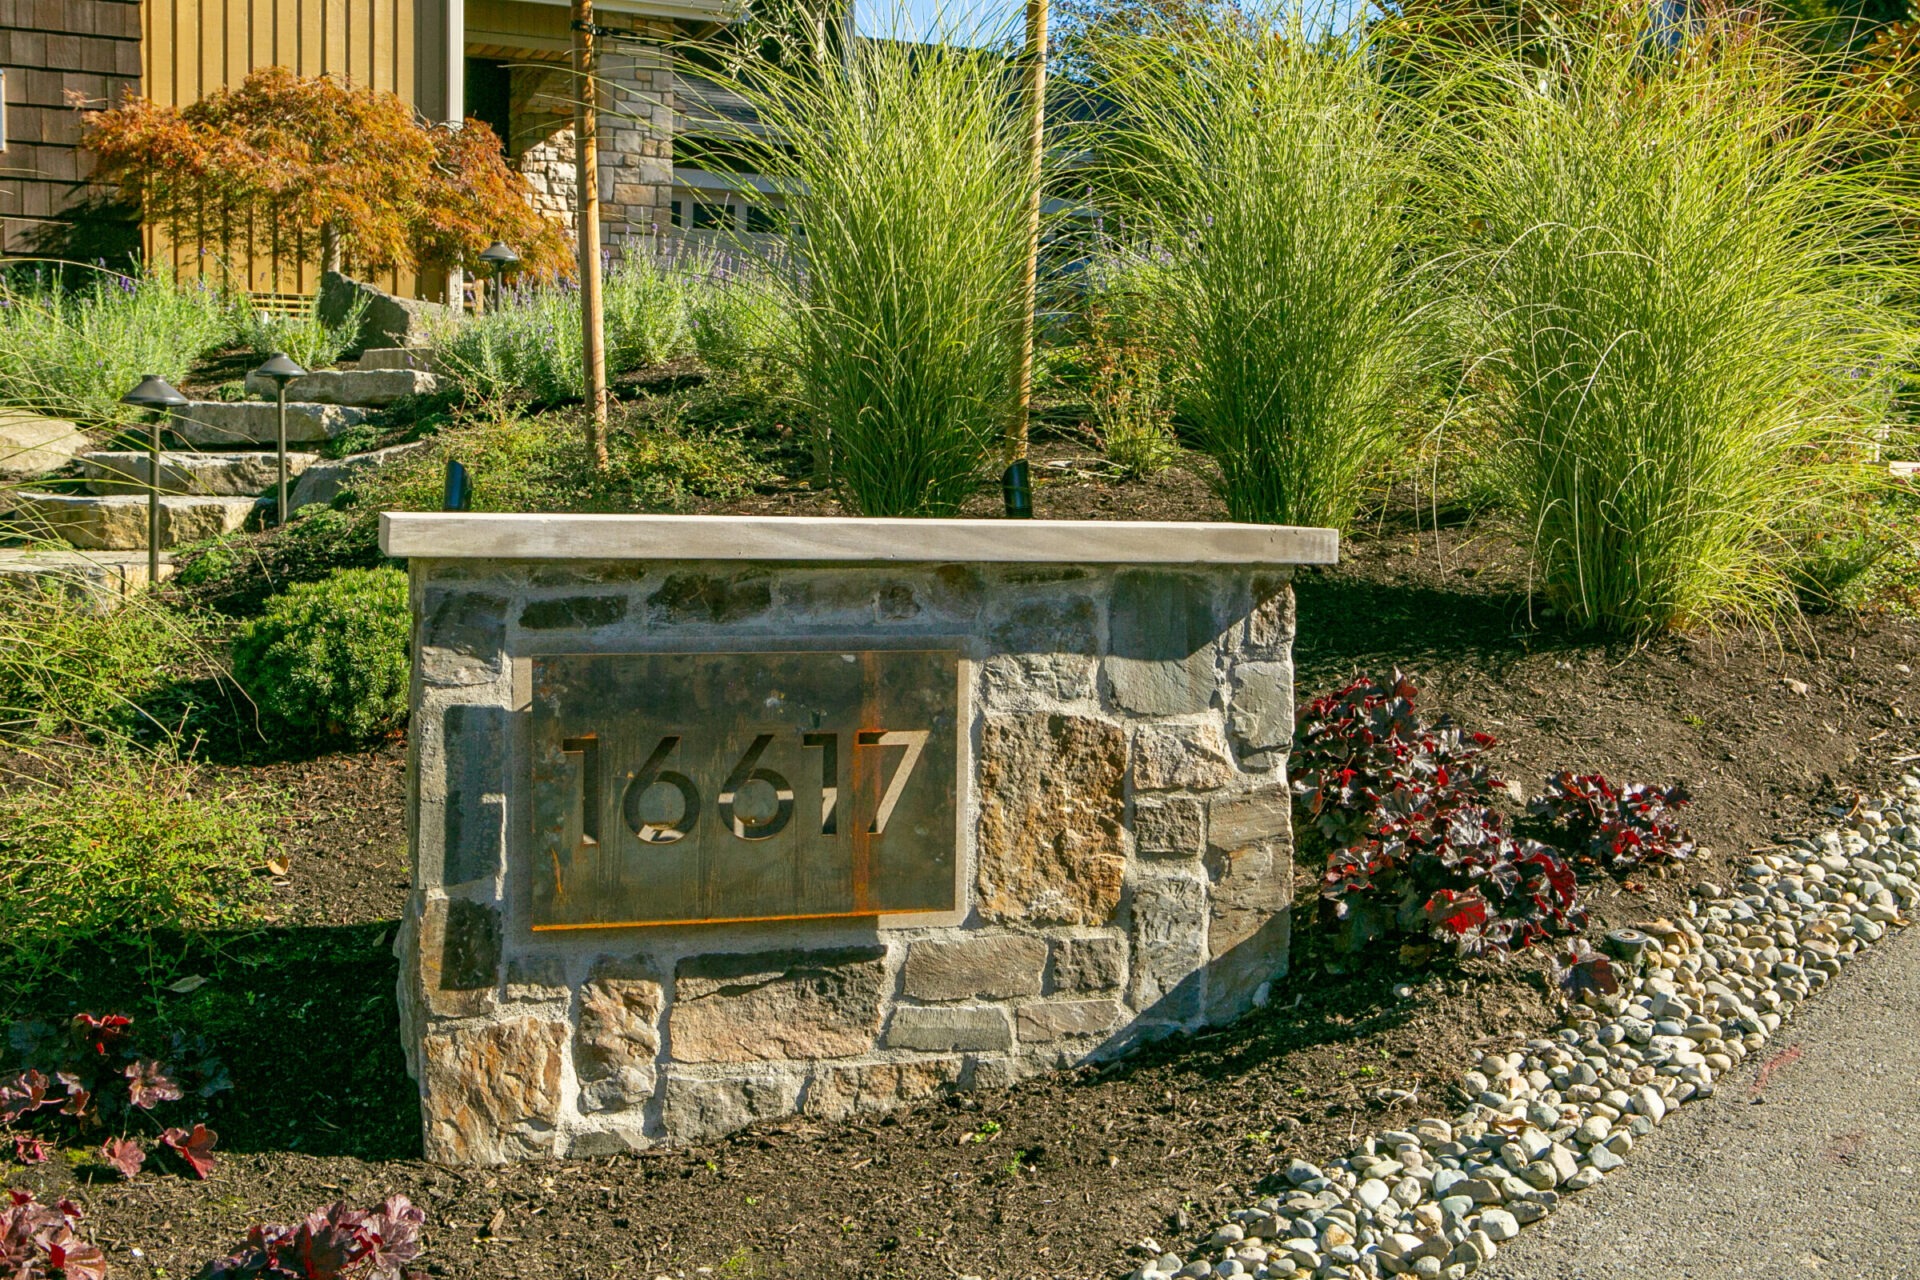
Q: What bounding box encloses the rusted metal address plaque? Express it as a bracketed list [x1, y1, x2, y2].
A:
[529, 649, 961, 929]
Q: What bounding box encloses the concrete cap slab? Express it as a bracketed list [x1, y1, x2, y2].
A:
[379, 512, 1340, 566]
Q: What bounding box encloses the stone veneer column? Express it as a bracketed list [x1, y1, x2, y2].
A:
[594, 13, 677, 251]
[387, 516, 1330, 1165]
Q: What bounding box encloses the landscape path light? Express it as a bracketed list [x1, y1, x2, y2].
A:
[478, 240, 519, 315]
[250, 352, 309, 527]
[119, 374, 190, 588]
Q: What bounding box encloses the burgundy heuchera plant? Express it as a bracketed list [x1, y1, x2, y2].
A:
[0, 1189, 106, 1280]
[2, 1013, 226, 1180]
[1293, 672, 1694, 958]
[196, 1197, 426, 1280]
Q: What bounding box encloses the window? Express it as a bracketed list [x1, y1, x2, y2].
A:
[691, 201, 732, 231]
[745, 204, 780, 235]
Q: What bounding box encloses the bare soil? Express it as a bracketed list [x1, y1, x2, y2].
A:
[5, 461, 1918, 1280]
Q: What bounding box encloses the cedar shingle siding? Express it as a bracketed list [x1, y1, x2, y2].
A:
[0, 0, 142, 256]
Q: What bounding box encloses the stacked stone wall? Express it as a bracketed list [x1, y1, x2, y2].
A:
[401, 559, 1300, 1163]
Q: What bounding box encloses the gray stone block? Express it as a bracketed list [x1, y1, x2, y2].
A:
[1229, 660, 1296, 754]
[1105, 570, 1221, 715]
[1133, 795, 1206, 858]
[661, 1068, 807, 1146]
[518, 594, 629, 631]
[647, 571, 771, 624]
[420, 590, 508, 687]
[320, 269, 452, 355]
[885, 1005, 1013, 1052]
[79, 450, 316, 497]
[1051, 935, 1128, 992]
[1129, 875, 1208, 1022]
[441, 704, 507, 885]
[902, 935, 1047, 1002]
[289, 440, 434, 512]
[1133, 721, 1236, 791]
[1016, 998, 1121, 1043]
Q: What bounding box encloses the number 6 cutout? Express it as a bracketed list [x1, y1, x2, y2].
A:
[717, 734, 795, 841]
[622, 736, 700, 844]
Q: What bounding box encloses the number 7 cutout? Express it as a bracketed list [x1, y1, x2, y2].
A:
[857, 730, 929, 835]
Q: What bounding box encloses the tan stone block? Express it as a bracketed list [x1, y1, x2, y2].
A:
[1209, 788, 1292, 854]
[1016, 998, 1121, 1043]
[802, 1058, 962, 1122]
[576, 964, 663, 1079]
[1133, 721, 1236, 791]
[420, 1016, 566, 1164]
[902, 935, 1047, 1002]
[975, 712, 1127, 926]
[670, 947, 887, 1063]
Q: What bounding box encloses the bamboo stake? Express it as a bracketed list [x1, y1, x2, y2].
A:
[1010, 0, 1048, 465]
[573, 0, 611, 468]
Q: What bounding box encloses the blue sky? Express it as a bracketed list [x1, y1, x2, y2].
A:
[853, 0, 1026, 44]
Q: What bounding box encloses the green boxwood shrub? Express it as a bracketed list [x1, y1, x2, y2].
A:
[230, 566, 410, 741]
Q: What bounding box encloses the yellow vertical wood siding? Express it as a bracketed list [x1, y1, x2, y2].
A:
[142, 0, 421, 297]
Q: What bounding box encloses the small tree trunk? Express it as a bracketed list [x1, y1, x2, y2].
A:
[320, 221, 344, 275]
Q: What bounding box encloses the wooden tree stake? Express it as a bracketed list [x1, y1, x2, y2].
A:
[1010, 0, 1048, 464]
[574, 0, 611, 468]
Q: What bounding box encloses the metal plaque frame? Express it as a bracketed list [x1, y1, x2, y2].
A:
[521, 646, 966, 931]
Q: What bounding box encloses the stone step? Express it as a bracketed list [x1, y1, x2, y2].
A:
[0, 410, 90, 481]
[355, 347, 435, 373]
[0, 548, 173, 607]
[171, 401, 369, 448]
[289, 439, 434, 512]
[240, 366, 438, 407]
[78, 450, 320, 497]
[5, 492, 258, 550]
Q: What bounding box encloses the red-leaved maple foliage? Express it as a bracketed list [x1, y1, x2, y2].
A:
[82, 67, 571, 280]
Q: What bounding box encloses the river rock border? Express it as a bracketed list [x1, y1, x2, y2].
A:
[1126, 771, 1920, 1280]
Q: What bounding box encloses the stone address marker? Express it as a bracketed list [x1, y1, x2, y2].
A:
[385, 513, 1336, 1164]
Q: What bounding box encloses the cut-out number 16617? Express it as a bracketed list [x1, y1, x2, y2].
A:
[560, 730, 930, 848]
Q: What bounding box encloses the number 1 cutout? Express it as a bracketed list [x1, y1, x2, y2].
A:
[802, 732, 839, 834]
[561, 735, 599, 847]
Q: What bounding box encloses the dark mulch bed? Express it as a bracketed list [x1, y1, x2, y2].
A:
[5, 473, 1918, 1280]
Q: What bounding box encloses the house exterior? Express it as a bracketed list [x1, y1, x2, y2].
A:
[0, 0, 739, 299]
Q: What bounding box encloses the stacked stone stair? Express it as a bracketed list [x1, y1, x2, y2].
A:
[6, 356, 436, 552]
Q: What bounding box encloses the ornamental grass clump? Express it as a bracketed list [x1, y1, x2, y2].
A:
[721, 29, 1029, 515]
[1086, 10, 1429, 529]
[1427, 14, 1917, 633]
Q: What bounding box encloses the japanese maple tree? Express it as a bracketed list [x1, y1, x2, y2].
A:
[82, 67, 571, 280]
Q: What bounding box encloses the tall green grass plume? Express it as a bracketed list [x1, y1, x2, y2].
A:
[1084, 7, 1430, 530]
[1423, 11, 1918, 633]
[707, 19, 1029, 515]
